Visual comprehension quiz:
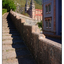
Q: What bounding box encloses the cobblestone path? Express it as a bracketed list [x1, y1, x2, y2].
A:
[2, 13, 36, 64]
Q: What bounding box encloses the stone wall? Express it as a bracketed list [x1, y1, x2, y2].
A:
[10, 10, 62, 64]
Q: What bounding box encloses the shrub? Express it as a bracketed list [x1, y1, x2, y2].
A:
[2, 9, 7, 15]
[2, 0, 16, 12]
[37, 21, 42, 28]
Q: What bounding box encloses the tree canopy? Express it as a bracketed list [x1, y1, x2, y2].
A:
[2, 0, 16, 12]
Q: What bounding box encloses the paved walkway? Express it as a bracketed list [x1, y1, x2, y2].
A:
[2, 13, 36, 64]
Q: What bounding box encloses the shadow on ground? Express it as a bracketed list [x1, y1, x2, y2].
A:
[46, 36, 62, 44]
[6, 13, 36, 64]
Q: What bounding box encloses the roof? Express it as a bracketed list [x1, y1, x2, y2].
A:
[36, 9, 42, 11]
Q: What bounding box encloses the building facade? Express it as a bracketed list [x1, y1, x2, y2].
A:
[42, 0, 62, 36]
[25, 0, 42, 21]
[35, 9, 42, 21]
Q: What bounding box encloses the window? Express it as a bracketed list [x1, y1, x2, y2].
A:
[45, 17, 51, 28]
[48, 19, 51, 28]
[46, 6, 48, 12]
[49, 5, 51, 12]
[45, 3, 51, 13]
[46, 20, 48, 28]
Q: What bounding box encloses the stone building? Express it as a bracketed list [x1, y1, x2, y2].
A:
[42, 0, 62, 36]
[25, 0, 42, 21]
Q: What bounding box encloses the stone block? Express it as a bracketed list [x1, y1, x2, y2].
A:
[21, 18, 25, 23]
[32, 25, 40, 33]
[39, 34, 46, 39]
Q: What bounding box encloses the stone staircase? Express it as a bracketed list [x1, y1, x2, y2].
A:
[2, 13, 36, 64]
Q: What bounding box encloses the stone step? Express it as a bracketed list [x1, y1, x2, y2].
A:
[11, 36, 21, 39]
[2, 23, 7, 24]
[2, 26, 15, 29]
[2, 39, 24, 45]
[2, 29, 9, 31]
[2, 29, 10, 31]
[3, 58, 19, 64]
[2, 13, 36, 64]
[3, 57, 36, 64]
[2, 44, 27, 51]
[2, 27, 9, 29]
[3, 22, 13, 24]
[2, 27, 16, 29]
[2, 28, 17, 31]
[2, 20, 7, 21]
[2, 35, 21, 40]
[2, 19, 7, 21]
[2, 34, 20, 37]
[2, 31, 10, 33]
[3, 23, 8, 25]
[2, 26, 8, 27]
[2, 49, 31, 59]
[2, 30, 18, 33]
[2, 32, 20, 36]
[2, 25, 7, 27]
[3, 27, 15, 29]
[2, 31, 18, 34]
[2, 31, 19, 34]
[2, 36, 13, 40]
[2, 34, 12, 36]
[3, 23, 14, 25]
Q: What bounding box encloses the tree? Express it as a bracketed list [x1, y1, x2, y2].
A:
[2, 0, 16, 12]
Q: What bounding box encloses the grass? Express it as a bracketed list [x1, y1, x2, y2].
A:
[34, 1, 42, 9]
[2, 9, 7, 15]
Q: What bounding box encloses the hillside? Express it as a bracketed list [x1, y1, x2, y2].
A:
[13, 0, 42, 16]
[35, 0, 42, 5]
[13, 0, 42, 9]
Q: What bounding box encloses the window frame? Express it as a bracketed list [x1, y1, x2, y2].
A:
[45, 17, 52, 28]
[46, 6, 48, 13]
[45, 20, 48, 28]
[48, 19, 51, 28]
[45, 3, 51, 14]
[48, 4, 51, 12]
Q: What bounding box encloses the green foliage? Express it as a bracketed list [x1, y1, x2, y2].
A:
[35, 0, 42, 5]
[2, 0, 16, 12]
[34, 1, 42, 9]
[2, 9, 7, 15]
[13, 0, 42, 10]
[37, 21, 42, 28]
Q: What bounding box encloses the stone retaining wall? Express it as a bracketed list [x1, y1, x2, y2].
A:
[9, 10, 62, 64]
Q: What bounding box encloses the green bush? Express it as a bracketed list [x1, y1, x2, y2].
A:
[2, 0, 16, 12]
[37, 21, 42, 28]
[2, 9, 7, 15]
